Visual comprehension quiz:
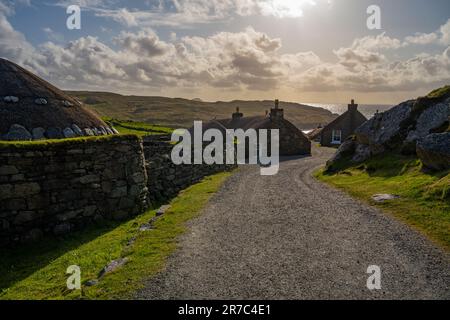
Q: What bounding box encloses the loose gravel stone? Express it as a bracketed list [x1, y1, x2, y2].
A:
[137, 146, 450, 300]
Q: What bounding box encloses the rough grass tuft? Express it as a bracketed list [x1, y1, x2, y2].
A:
[427, 85, 450, 99]
[316, 152, 450, 250]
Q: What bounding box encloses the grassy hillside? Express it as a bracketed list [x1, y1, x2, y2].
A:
[67, 91, 338, 130]
[315, 153, 450, 250]
[103, 118, 173, 136]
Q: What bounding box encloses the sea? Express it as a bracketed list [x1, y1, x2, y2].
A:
[305, 103, 393, 119]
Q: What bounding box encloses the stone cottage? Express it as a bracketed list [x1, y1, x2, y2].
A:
[197, 100, 311, 156]
[320, 100, 367, 147]
[0, 58, 117, 140]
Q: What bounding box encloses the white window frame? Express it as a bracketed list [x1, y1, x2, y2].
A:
[331, 129, 342, 144]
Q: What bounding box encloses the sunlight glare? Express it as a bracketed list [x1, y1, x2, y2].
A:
[259, 0, 320, 18]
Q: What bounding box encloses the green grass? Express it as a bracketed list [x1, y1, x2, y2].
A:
[427, 85, 450, 99]
[67, 90, 337, 130]
[0, 172, 232, 300]
[315, 153, 450, 251]
[103, 118, 174, 136]
[0, 134, 140, 150]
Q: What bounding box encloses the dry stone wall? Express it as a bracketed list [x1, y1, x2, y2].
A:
[0, 135, 148, 245]
[143, 136, 236, 203]
[0, 134, 235, 247]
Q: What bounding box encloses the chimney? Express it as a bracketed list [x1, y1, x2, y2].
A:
[270, 99, 284, 121]
[348, 99, 358, 112]
[232, 107, 243, 120]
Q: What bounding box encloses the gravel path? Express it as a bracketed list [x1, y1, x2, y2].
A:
[137, 146, 449, 300]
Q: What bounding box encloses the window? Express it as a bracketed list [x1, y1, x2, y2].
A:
[331, 130, 342, 144]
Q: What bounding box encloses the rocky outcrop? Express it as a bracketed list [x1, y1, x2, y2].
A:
[327, 86, 450, 171]
[355, 100, 414, 150]
[416, 133, 450, 171]
[406, 102, 450, 142]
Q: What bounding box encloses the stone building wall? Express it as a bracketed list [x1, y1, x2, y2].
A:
[0, 135, 148, 245]
[143, 136, 236, 203]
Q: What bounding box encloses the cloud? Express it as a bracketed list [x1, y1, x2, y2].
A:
[404, 18, 450, 46]
[405, 32, 438, 45]
[115, 30, 170, 56]
[72, 0, 332, 28]
[0, 3, 448, 98]
[0, 5, 38, 65]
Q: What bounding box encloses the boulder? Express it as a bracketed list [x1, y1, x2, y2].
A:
[351, 144, 371, 163]
[326, 138, 355, 168]
[406, 102, 450, 142]
[417, 132, 450, 171]
[6, 124, 32, 141]
[355, 100, 414, 149]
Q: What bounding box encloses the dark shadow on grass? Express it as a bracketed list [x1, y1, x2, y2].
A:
[0, 219, 130, 292]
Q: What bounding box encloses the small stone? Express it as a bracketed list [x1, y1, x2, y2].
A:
[106, 127, 114, 135]
[53, 223, 72, 236]
[79, 175, 100, 184]
[63, 127, 76, 138]
[71, 124, 83, 136]
[83, 205, 97, 217]
[6, 124, 32, 141]
[62, 100, 73, 107]
[99, 127, 108, 135]
[14, 211, 35, 224]
[3, 96, 19, 103]
[139, 223, 154, 232]
[156, 205, 171, 216]
[110, 186, 127, 198]
[0, 165, 18, 175]
[98, 258, 128, 278]
[24, 228, 44, 242]
[85, 279, 98, 287]
[372, 194, 400, 202]
[84, 128, 94, 136]
[32, 127, 46, 140]
[46, 127, 63, 139]
[14, 182, 40, 195]
[34, 98, 48, 105]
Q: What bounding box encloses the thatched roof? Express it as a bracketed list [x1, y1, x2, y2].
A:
[0, 58, 114, 140]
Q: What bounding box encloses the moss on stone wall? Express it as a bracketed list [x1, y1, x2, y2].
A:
[0, 134, 140, 150]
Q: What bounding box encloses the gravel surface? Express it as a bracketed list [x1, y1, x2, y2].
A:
[137, 146, 449, 300]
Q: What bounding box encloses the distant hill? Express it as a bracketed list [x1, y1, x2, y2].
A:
[66, 91, 338, 130]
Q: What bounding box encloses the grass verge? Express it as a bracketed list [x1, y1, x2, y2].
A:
[315, 153, 450, 251]
[0, 171, 232, 300]
[103, 118, 174, 136]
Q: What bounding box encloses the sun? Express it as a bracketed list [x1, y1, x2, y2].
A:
[259, 0, 320, 18]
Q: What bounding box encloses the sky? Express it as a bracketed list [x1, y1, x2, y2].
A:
[0, 0, 449, 104]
